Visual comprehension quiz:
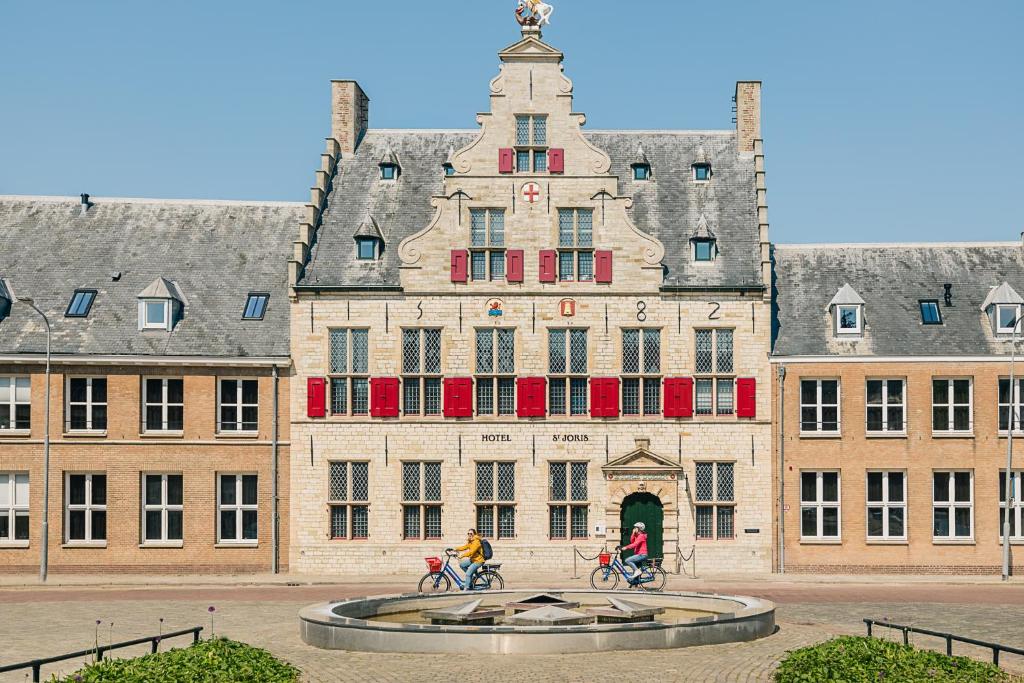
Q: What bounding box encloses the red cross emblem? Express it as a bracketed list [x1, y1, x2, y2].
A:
[521, 182, 542, 204]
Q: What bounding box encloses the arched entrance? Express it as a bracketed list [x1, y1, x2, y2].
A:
[620, 492, 664, 559]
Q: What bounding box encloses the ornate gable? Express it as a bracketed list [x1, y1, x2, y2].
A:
[602, 439, 684, 476]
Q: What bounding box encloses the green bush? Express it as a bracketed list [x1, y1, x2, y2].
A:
[774, 636, 1010, 682]
[54, 637, 299, 683]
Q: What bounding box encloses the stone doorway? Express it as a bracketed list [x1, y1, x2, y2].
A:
[620, 492, 664, 558]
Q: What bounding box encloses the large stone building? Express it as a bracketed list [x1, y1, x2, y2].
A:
[0, 196, 295, 573]
[288, 26, 774, 574]
[772, 243, 1024, 574]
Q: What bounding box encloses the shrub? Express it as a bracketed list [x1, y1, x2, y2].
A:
[54, 637, 299, 683]
[774, 636, 1010, 682]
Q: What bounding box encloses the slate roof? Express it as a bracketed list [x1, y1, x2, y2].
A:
[0, 196, 302, 358]
[772, 243, 1024, 357]
[300, 129, 761, 289]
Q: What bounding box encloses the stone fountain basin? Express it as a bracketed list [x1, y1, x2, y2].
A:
[299, 589, 775, 655]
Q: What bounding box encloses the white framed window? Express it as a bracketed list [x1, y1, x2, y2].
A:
[141, 299, 170, 330]
[65, 473, 106, 544]
[0, 473, 29, 546]
[996, 304, 1022, 334]
[329, 328, 369, 416]
[548, 462, 589, 540]
[933, 471, 973, 540]
[622, 328, 661, 416]
[218, 378, 258, 432]
[470, 209, 506, 282]
[475, 461, 516, 539]
[998, 378, 1024, 434]
[695, 329, 734, 415]
[328, 462, 369, 540]
[866, 471, 906, 540]
[475, 328, 515, 416]
[67, 377, 107, 432]
[866, 379, 905, 433]
[836, 304, 862, 334]
[548, 328, 588, 416]
[692, 163, 712, 182]
[0, 376, 31, 431]
[695, 462, 735, 540]
[217, 473, 258, 544]
[932, 378, 972, 433]
[800, 471, 840, 540]
[143, 377, 184, 432]
[402, 462, 442, 539]
[402, 329, 442, 416]
[800, 379, 840, 433]
[142, 473, 183, 545]
[1000, 470, 1024, 540]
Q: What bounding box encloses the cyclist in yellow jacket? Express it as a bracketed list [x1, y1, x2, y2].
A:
[455, 528, 485, 591]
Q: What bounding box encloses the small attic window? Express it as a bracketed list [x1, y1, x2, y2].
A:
[694, 240, 715, 262]
[142, 300, 169, 329]
[997, 304, 1021, 334]
[633, 164, 651, 181]
[693, 163, 712, 182]
[356, 237, 378, 260]
[65, 289, 96, 318]
[0, 278, 12, 322]
[243, 293, 269, 320]
[920, 300, 942, 325]
[380, 164, 398, 180]
[443, 163, 456, 176]
[837, 305, 861, 334]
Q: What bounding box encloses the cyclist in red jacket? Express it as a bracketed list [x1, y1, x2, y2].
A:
[619, 522, 648, 579]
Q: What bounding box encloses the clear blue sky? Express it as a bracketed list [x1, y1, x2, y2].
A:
[1, 1, 1020, 243]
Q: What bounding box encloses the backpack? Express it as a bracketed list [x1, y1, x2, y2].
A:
[480, 538, 493, 561]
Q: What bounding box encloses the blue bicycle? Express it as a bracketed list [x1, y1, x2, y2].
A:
[589, 547, 668, 592]
[418, 548, 505, 593]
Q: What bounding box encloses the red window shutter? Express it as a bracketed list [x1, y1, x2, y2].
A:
[539, 250, 557, 283]
[307, 377, 326, 418]
[499, 148, 514, 174]
[517, 377, 546, 418]
[548, 148, 565, 174]
[444, 377, 473, 418]
[506, 249, 524, 283]
[590, 378, 620, 418]
[664, 377, 694, 418]
[737, 377, 757, 418]
[450, 249, 468, 283]
[370, 378, 400, 418]
[595, 250, 613, 283]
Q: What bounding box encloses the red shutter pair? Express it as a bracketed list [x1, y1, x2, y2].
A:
[452, 249, 524, 283]
[498, 148, 564, 174]
[590, 377, 620, 418]
[517, 377, 547, 417]
[443, 377, 473, 417]
[370, 378, 400, 417]
[663, 377, 693, 418]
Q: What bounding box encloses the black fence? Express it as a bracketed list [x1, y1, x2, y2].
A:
[0, 626, 203, 682]
[865, 618, 1024, 667]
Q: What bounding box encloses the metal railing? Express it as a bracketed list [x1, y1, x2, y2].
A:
[865, 619, 1024, 668]
[0, 626, 203, 682]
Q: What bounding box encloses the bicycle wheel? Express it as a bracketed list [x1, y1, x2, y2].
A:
[589, 566, 620, 590]
[638, 566, 668, 592]
[471, 570, 504, 591]
[417, 572, 451, 593]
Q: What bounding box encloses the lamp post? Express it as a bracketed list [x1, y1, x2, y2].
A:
[1004, 314, 1021, 582]
[17, 296, 51, 583]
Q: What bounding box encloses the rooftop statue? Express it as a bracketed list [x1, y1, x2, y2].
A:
[515, 0, 553, 26]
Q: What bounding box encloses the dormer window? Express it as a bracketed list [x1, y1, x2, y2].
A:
[353, 216, 384, 262]
[66, 289, 96, 318]
[356, 238, 377, 260]
[380, 164, 398, 180]
[242, 293, 269, 320]
[690, 214, 716, 263]
[980, 282, 1024, 336]
[0, 278, 11, 322]
[142, 300, 169, 329]
[837, 305, 861, 333]
[694, 240, 715, 262]
[443, 163, 456, 176]
[828, 284, 865, 336]
[137, 277, 185, 332]
[997, 304, 1021, 335]
[633, 164, 651, 181]
[693, 163, 712, 182]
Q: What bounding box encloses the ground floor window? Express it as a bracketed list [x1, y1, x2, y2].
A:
[694, 462, 735, 540]
[800, 471, 840, 540]
[218, 474, 258, 543]
[65, 473, 107, 544]
[866, 470, 905, 540]
[0, 473, 29, 545]
[549, 461, 588, 539]
[999, 470, 1023, 540]
[475, 461, 516, 539]
[402, 462, 442, 539]
[142, 473, 183, 544]
[933, 470, 972, 540]
[329, 461, 369, 539]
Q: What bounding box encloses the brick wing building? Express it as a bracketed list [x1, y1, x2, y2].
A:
[289, 27, 774, 574]
[772, 243, 1024, 574]
[0, 196, 295, 574]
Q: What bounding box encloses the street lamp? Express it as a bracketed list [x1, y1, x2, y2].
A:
[15, 295, 51, 583]
[1004, 313, 1021, 582]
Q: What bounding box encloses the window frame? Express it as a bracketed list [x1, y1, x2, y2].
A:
[64, 472, 107, 546]
[328, 328, 370, 417]
[0, 472, 30, 546]
[380, 163, 398, 181]
[865, 470, 907, 541]
[548, 461, 589, 540]
[242, 292, 270, 320]
[474, 328, 516, 417]
[998, 377, 1024, 435]
[547, 328, 589, 416]
[865, 378, 906, 435]
[932, 470, 974, 542]
[996, 304, 1022, 335]
[469, 208, 506, 282]
[141, 377, 184, 433]
[621, 328, 662, 416]
[919, 299, 942, 325]
[799, 378, 841, 434]
[65, 289, 97, 318]
[632, 164, 651, 181]
[514, 114, 548, 173]
[401, 461, 443, 540]
[217, 377, 259, 434]
[216, 473, 259, 545]
[694, 461, 736, 541]
[474, 461, 517, 540]
[692, 163, 712, 182]
[1000, 470, 1024, 541]
[401, 328, 443, 417]
[66, 376, 107, 433]
[556, 208, 595, 282]
[932, 377, 973, 434]
[694, 329, 735, 416]
[836, 304, 862, 334]
[141, 298, 170, 330]
[328, 461, 370, 540]
[140, 472, 184, 547]
[693, 240, 715, 262]
[0, 376, 31, 433]
[799, 470, 841, 542]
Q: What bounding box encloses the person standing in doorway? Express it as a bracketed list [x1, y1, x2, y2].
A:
[619, 522, 648, 581]
[455, 528, 485, 591]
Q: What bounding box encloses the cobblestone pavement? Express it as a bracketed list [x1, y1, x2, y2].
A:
[2, 579, 1023, 682]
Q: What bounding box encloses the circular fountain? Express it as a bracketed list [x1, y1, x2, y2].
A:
[299, 590, 775, 655]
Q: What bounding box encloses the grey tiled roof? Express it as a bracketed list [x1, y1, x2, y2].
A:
[300, 129, 762, 289]
[772, 243, 1024, 357]
[0, 196, 302, 358]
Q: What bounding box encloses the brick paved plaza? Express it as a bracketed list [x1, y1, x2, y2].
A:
[2, 575, 1024, 682]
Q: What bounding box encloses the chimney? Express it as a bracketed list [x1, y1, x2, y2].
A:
[80, 193, 92, 215]
[331, 80, 369, 156]
[735, 81, 761, 153]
